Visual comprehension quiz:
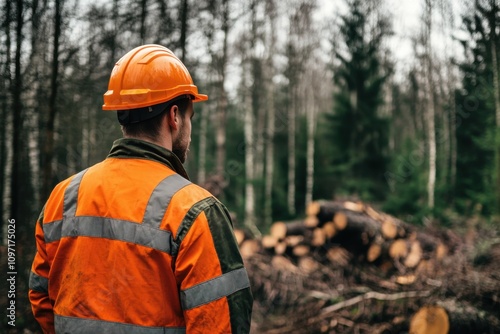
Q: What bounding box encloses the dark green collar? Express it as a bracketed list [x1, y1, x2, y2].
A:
[107, 138, 189, 180]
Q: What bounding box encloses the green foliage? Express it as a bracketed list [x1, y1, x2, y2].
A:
[220, 106, 246, 222]
[454, 3, 499, 216]
[321, 0, 392, 201]
[382, 139, 427, 220]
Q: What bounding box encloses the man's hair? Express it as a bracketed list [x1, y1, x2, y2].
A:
[121, 97, 191, 141]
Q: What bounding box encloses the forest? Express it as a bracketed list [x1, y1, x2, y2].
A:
[0, 0, 499, 332]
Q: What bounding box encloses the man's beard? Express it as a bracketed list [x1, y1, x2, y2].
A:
[172, 124, 189, 163]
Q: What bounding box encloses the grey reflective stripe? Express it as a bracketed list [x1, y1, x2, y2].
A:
[143, 174, 191, 228]
[29, 271, 48, 293]
[54, 315, 186, 334]
[43, 219, 63, 243]
[63, 169, 88, 218]
[43, 216, 175, 254]
[180, 267, 250, 310]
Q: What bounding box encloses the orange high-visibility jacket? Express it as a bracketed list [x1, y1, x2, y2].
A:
[29, 138, 253, 334]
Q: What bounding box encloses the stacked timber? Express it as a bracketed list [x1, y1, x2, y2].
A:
[237, 199, 500, 334]
[237, 200, 452, 280]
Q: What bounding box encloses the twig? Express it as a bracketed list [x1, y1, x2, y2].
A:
[320, 290, 432, 318]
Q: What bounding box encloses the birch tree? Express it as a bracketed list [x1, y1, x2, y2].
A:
[285, 12, 299, 216]
[196, 0, 232, 192]
[264, 0, 277, 224]
[238, 0, 262, 236]
[215, 0, 230, 178]
[424, 0, 437, 209]
[438, 0, 458, 197]
[305, 76, 316, 208]
[284, 0, 317, 215]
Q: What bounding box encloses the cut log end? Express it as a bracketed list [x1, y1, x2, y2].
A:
[312, 228, 326, 247]
[285, 235, 304, 247]
[261, 235, 278, 249]
[239, 239, 261, 259]
[382, 219, 398, 239]
[389, 239, 408, 259]
[305, 216, 319, 228]
[436, 243, 448, 260]
[275, 241, 287, 255]
[404, 241, 423, 268]
[306, 201, 322, 216]
[410, 305, 449, 334]
[322, 221, 336, 239]
[293, 244, 310, 257]
[234, 229, 246, 245]
[270, 221, 287, 240]
[333, 212, 348, 230]
[367, 243, 382, 262]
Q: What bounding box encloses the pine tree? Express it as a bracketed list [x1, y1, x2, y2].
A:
[455, 0, 499, 215]
[323, 0, 392, 200]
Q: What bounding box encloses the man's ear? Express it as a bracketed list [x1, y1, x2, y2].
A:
[167, 105, 179, 131]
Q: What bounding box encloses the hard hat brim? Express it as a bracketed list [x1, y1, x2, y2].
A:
[193, 94, 208, 102]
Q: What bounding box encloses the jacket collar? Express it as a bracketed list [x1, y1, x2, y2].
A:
[107, 138, 190, 180]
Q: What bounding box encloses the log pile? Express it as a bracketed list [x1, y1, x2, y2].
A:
[237, 200, 500, 334]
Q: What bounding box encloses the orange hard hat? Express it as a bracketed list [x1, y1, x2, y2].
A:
[102, 44, 207, 112]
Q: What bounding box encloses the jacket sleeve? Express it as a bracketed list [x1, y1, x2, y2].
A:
[29, 206, 55, 334]
[175, 198, 253, 334]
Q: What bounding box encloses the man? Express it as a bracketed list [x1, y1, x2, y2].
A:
[29, 44, 253, 334]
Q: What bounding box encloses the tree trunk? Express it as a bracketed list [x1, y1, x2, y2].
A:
[197, 105, 208, 185]
[489, 0, 500, 213]
[264, 0, 276, 225]
[255, 91, 265, 183]
[41, 0, 63, 201]
[179, 0, 188, 63]
[110, 0, 119, 65]
[10, 0, 25, 220]
[251, 0, 265, 190]
[0, 0, 12, 235]
[28, 0, 46, 208]
[288, 83, 297, 216]
[435, 61, 449, 201]
[243, 0, 260, 237]
[264, 80, 275, 223]
[244, 61, 259, 236]
[439, 0, 457, 202]
[305, 78, 316, 208]
[425, 0, 436, 209]
[139, 0, 148, 44]
[448, 53, 457, 201]
[215, 0, 229, 178]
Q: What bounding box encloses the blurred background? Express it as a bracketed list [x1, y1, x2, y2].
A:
[1, 0, 499, 332]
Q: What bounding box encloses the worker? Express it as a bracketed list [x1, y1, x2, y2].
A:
[28, 44, 253, 334]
